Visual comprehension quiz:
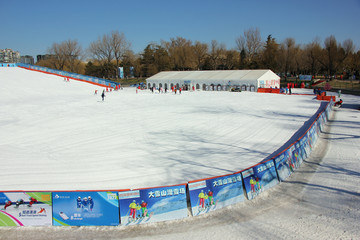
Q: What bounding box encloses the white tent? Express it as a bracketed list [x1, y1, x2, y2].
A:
[146, 70, 280, 91]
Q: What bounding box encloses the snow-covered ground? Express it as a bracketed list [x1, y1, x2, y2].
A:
[0, 67, 321, 191]
[0, 67, 359, 239]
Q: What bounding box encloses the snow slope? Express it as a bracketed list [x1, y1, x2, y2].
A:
[0, 67, 359, 239]
[0, 67, 321, 191]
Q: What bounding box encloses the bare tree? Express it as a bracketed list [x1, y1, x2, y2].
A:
[193, 41, 208, 70]
[47, 39, 82, 72]
[235, 27, 263, 68]
[209, 40, 226, 70]
[110, 31, 131, 77]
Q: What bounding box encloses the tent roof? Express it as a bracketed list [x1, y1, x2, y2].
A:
[146, 70, 279, 82]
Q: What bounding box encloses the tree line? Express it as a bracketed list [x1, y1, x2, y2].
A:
[36, 28, 360, 80]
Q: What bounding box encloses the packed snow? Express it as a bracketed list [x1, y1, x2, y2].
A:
[0, 67, 321, 191]
[0, 67, 359, 239]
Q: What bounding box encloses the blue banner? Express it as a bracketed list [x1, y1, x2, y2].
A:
[242, 160, 279, 200]
[0, 192, 52, 226]
[119, 67, 124, 78]
[299, 75, 312, 81]
[188, 173, 245, 216]
[118, 184, 188, 226]
[52, 191, 119, 226]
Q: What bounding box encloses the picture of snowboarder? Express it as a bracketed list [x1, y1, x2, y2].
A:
[28, 197, 38, 207]
[140, 200, 149, 217]
[38, 208, 46, 214]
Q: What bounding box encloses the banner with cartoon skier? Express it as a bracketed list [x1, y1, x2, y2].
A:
[274, 148, 296, 182]
[0, 192, 52, 226]
[188, 172, 245, 216]
[242, 160, 279, 200]
[118, 184, 188, 226]
[52, 191, 119, 226]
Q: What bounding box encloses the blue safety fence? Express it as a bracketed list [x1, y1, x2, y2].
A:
[0, 88, 334, 226]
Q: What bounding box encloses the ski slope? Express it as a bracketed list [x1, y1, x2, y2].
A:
[0, 67, 321, 191]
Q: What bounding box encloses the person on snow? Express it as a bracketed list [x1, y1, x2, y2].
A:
[101, 90, 106, 101]
[334, 99, 343, 107]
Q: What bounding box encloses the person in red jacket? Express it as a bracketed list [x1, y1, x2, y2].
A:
[208, 190, 214, 206]
[140, 200, 149, 217]
[28, 197, 38, 207]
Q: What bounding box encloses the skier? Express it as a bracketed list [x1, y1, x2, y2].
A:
[334, 99, 343, 107]
[94, 90, 98, 95]
[140, 200, 149, 217]
[179, 87, 182, 94]
[88, 196, 94, 211]
[101, 90, 105, 101]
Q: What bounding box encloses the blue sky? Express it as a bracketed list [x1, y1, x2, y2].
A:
[1, 0, 359, 60]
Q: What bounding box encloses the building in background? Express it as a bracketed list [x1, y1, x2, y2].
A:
[37, 54, 54, 63]
[146, 70, 280, 92]
[0, 49, 21, 63]
[20, 55, 35, 65]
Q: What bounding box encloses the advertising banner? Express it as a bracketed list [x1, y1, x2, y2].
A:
[0, 192, 52, 226]
[188, 172, 245, 216]
[52, 191, 119, 226]
[299, 75, 313, 81]
[119, 67, 124, 78]
[274, 148, 295, 181]
[242, 160, 279, 200]
[118, 184, 188, 226]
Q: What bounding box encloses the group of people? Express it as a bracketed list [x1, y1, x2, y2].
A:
[197, 190, 215, 210]
[77, 196, 94, 212]
[128, 200, 149, 220]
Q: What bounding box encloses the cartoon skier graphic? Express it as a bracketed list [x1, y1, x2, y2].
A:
[198, 190, 205, 210]
[208, 190, 214, 206]
[250, 177, 256, 194]
[140, 200, 149, 217]
[255, 177, 261, 192]
[129, 200, 137, 221]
